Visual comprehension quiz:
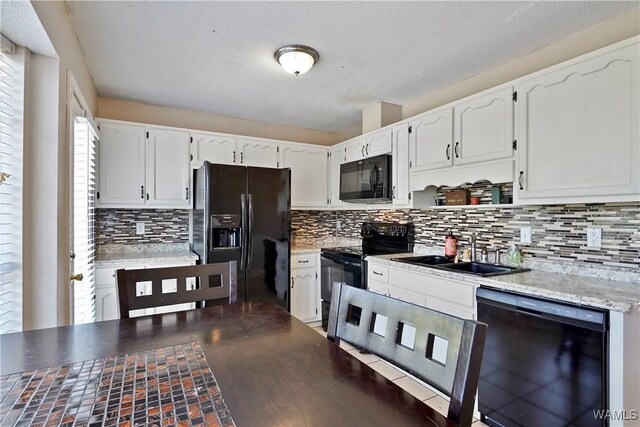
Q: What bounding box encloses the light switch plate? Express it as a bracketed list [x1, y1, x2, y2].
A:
[520, 226, 532, 244]
[587, 228, 601, 249]
[136, 222, 145, 235]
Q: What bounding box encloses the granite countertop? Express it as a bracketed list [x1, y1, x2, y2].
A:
[366, 252, 640, 314]
[96, 244, 199, 265]
[291, 237, 361, 253]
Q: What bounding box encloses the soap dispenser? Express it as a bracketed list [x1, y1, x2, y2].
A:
[508, 242, 522, 267]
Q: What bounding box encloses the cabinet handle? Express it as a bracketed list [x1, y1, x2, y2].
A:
[140, 185, 144, 199]
[373, 271, 383, 276]
[185, 188, 189, 200]
[240, 152, 244, 164]
[392, 186, 396, 198]
[298, 260, 309, 263]
[445, 144, 451, 160]
[454, 142, 460, 158]
[291, 277, 295, 288]
[233, 151, 236, 163]
[361, 146, 365, 157]
[518, 171, 525, 190]
[366, 144, 369, 156]
[146, 193, 149, 201]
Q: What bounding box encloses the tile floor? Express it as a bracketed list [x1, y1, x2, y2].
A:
[313, 326, 489, 427]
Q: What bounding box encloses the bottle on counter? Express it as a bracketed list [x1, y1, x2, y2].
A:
[507, 242, 522, 267]
[445, 230, 457, 260]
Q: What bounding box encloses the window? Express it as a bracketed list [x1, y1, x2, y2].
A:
[0, 35, 25, 334]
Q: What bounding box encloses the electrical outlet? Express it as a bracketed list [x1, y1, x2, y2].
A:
[136, 222, 145, 235]
[520, 226, 532, 244]
[336, 220, 342, 231]
[587, 228, 601, 249]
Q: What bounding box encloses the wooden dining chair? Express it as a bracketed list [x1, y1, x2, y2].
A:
[327, 282, 487, 427]
[116, 261, 237, 319]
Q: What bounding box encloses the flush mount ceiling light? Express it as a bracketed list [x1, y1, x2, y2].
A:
[274, 45, 319, 76]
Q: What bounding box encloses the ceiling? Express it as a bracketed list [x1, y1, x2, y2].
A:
[0, 0, 55, 57]
[65, 1, 636, 133]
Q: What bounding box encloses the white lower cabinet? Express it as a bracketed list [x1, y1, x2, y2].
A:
[94, 259, 196, 321]
[368, 260, 476, 320]
[290, 253, 320, 323]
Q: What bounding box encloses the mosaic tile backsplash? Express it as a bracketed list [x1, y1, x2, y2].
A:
[97, 209, 189, 246]
[292, 203, 640, 269]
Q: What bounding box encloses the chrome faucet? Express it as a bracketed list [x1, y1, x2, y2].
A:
[494, 248, 503, 265]
[470, 232, 477, 262]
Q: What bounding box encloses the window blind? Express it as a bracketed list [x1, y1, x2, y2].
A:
[0, 38, 24, 334]
[73, 117, 97, 324]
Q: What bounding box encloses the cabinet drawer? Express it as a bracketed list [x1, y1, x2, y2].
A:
[367, 264, 389, 284]
[426, 299, 475, 320]
[389, 268, 476, 309]
[389, 287, 426, 307]
[291, 253, 316, 268]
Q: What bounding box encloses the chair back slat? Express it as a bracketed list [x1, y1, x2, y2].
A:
[116, 261, 237, 319]
[327, 282, 486, 427]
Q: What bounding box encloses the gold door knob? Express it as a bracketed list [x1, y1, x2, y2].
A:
[70, 273, 84, 281]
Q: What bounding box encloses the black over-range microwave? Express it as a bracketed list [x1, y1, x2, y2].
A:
[340, 154, 392, 203]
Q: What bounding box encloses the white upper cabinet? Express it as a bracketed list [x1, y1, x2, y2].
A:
[410, 107, 454, 173]
[191, 132, 238, 167]
[97, 120, 191, 209]
[328, 145, 345, 207]
[454, 86, 514, 165]
[366, 128, 393, 157]
[97, 121, 146, 206]
[516, 39, 639, 204]
[146, 128, 191, 207]
[344, 136, 366, 163]
[392, 123, 410, 205]
[280, 142, 328, 207]
[238, 138, 279, 168]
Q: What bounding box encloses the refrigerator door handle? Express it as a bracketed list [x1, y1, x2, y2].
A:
[247, 193, 254, 268]
[240, 194, 247, 270]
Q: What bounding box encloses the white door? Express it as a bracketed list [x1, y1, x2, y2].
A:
[280, 143, 328, 207]
[97, 121, 146, 206]
[328, 145, 345, 207]
[410, 108, 454, 172]
[516, 42, 639, 202]
[146, 128, 191, 207]
[191, 132, 238, 167]
[238, 138, 279, 168]
[69, 79, 97, 325]
[454, 86, 514, 165]
[392, 123, 410, 205]
[344, 136, 366, 163]
[366, 128, 393, 157]
[290, 269, 317, 323]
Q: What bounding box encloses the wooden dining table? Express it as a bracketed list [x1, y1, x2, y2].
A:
[1, 301, 455, 427]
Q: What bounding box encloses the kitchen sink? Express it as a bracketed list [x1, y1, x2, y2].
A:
[392, 255, 452, 265]
[437, 262, 529, 277]
[391, 257, 529, 277]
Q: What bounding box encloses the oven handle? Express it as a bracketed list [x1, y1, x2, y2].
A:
[321, 254, 362, 269]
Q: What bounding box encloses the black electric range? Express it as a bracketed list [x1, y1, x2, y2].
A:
[319, 222, 413, 329]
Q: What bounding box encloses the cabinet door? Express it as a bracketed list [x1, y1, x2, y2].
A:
[290, 268, 318, 323]
[410, 108, 453, 173]
[280, 144, 328, 207]
[368, 280, 389, 296]
[454, 86, 514, 165]
[146, 128, 191, 207]
[388, 286, 426, 307]
[238, 138, 279, 168]
[191, 132, 237, 167]
[392, 124, 410, 205]
[517, 43, 639, 202]
[328, 146, 345, 207]
[344, 136, 366, 163]
[97, 121, 146, 206]
[366, 128, 392, 157]
[95, 285, 119, 322]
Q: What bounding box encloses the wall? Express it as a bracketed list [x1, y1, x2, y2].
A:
[98, 98, 337, 146]
[292, 203, 640, 270]
[22, 1, 98, 329]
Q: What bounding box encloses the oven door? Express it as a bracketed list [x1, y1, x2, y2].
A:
[320, 253, 363, 303]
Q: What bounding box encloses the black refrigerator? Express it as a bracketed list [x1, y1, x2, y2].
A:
[192, 161, 291, 311]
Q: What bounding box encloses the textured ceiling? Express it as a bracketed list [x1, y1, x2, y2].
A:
[0, 0, 55, 57]
[65, 1, 636, 133]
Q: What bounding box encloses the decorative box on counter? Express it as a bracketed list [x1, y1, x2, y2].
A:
[445, 189, 470, 205]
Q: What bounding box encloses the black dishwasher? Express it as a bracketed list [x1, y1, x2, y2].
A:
[476, 288, 608, 427]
